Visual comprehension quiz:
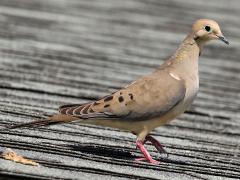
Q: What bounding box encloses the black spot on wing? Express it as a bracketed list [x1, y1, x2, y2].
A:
[118, 96, 124, 103]
[103, 95, 113, 102]
[104, 104, 110, 108]
[129, 93, 134, 100]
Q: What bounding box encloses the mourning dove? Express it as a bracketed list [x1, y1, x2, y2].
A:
[7, 19, 229, 164]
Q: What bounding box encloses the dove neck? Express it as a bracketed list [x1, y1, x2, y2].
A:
[170, 35, 200, 63]
[164, 35, 200, 79]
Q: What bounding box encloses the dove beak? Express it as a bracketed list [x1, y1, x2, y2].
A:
[216, 34, 229, 45]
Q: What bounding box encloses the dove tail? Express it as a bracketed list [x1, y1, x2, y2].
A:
[5, 114, 79, 129]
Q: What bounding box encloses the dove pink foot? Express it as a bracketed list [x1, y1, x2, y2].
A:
[135, 140, 160, 164]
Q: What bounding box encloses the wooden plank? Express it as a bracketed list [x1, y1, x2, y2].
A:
[0, 0, 240, 179]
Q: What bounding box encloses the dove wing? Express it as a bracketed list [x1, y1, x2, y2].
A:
[59, 70, 186, 121]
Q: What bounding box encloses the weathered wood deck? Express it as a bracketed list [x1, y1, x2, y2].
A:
[0, 0, 240, 179]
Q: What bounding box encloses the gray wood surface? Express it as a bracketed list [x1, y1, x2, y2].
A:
[0, 0, 240, 179]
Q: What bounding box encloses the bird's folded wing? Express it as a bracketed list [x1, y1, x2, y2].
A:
[59, 71, 186, 121]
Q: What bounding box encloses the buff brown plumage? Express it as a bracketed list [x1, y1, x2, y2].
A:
[7, 19, 229, 164]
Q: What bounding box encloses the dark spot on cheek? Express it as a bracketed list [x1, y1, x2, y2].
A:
[194, 36, 199, 41]
[120, 92, 122, 95]
[129, 93, 134, 100]
[104, 104, 110, 108]
[118, 96, 124, 103]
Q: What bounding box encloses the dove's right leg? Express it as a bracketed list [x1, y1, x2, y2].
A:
[132, 131, 168, 157]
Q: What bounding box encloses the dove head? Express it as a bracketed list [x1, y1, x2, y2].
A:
[191, 19, 229, 45]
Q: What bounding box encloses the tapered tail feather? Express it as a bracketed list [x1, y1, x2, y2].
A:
[5, 114, 79, 129]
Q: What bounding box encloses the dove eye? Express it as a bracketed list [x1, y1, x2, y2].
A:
[205, 25, 211, 32]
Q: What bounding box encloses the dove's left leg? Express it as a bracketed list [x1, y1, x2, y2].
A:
[145, 135, 168, 157]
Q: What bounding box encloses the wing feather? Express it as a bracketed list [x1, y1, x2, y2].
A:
[59, 70, 186, 121]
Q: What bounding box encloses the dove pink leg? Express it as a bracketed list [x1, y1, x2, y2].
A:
[145, 135, 168, 156]
[132, 132, 168, 156]
[132, 132, 168, 164]
[135, 140, 160, 164]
